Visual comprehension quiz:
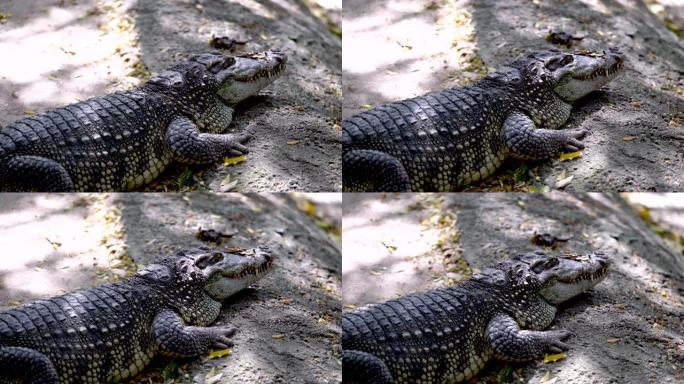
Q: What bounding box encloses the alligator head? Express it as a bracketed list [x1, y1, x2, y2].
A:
[511, 250, 610, 304]
[528, 48, 624, 102]
[137, 246, 274, 301]
[190, 50, 288, 104]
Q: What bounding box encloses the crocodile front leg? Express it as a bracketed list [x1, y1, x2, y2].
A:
[152, 310, 236, 359]
[165, 116, 251, 164]
[342, 350, 393, 384]
[0, 155, 75, 191]
[486, 313, 571, 362]
[0, 346, 60, 383]
[502, 111, 587, 161]
[342, 149, 411, 192]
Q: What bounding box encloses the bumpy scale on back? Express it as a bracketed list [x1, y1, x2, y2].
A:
[0, 247, 274, 383]
[342, 251, 610, 383]
[342, 48, 624, 191]
[0, 50, 287, 191]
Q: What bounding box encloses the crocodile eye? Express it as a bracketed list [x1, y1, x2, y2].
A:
[210, 252, 224, 264]
[560, 55, 574, 66]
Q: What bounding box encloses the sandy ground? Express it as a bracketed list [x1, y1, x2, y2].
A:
[0, 193, 342, 384]
[342, 0, 684, 192]
[342, 193, 684, 383]
[0, 0, 341, 192]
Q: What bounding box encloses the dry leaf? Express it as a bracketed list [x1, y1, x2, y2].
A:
[287, 140, 300, 145]
[360, 104, 373, 109]
[272, 334, 286, 340]
[344, 304, 357, 309]
[24, 110, 36, 116]
[207, 348, 231, 359]
[623, 136, 637, 141]
[607, 338, 620, 344]
[381, 241, 397, 253]
[555, 174, 574, 189]
[559, 151, 581, 161]
[369, 270, 382, 276]
[8, 300, 22, 306]
[543, 353, 567, 363]
[223, 155, 246, 166]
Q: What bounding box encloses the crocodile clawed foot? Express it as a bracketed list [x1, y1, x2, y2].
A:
[563, 129, 588, 152]
[224, 132, 253, 157]
[210, 325, 237, 349]
[544, 329, 572, 354]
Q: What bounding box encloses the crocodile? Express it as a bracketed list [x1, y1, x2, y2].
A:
[0, 50, 287, 191]
[342, 250, 610, 383]
[342, 48, 624, 191]
[0, 246, 273, 383]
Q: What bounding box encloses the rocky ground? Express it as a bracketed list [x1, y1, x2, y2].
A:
[343, 192, 684, 383]
[343, 0, 684, 192]
[0, 0, 341, 192]
[0, 193, 342, 384]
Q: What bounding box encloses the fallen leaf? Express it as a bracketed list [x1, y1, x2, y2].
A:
[207, 349, 231, 359]
[555, 174, 574, 189]
[559, 151, 581, 161]
[344, 304, 357, 309]
[607, 338, 620, 344]
[360, 104, 373, 109]
[543, 353, 567, 363]
[45, 237, 62, 250]
[223, 155, 246, 166]
[623, 136, 638, 141]
[381, 241, 397, 253]
[287, 140, 300, 145]
[369, 270, 382, 276]
[47, 75, 59, 81]
[219, 176, 238, 192]
[24, 110, 36, 116]
[272, 334, 286, 340]
[205, 370, 223, 384]
[8, 300, 22, 306]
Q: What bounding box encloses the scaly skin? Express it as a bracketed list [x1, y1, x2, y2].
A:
[342, 251, 610, 384]
[0, 247, 274, 383]
[343, 48, 624, 192]
[0, 50, 287, 191]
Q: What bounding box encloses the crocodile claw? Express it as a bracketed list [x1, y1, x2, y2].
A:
[564, 129, 588, 152]
[543, 329, 572, 353]
[210, 325, 237, 349]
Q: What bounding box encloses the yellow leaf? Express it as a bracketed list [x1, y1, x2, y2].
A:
[543, 353, 567, 363]
[8, 300, 22, 306]
[607, 338, 620, 343]
[223, 155, 246, 166]
[360, 104, 373, 109]
[272, 334, 286, 340]
[344, 304, 357, 309]
[623, 136, 637, 141]
[207, 348, 231, 359]
[559, 151, 581, 161]
[24, 110, 36, 116]
[287, 140, 300, 145]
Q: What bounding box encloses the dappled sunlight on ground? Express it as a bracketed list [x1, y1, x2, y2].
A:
[342, 0, 478, 116]
[0, 194, 110, 308]
[342, 193, 445, 305]
[0, 0, 142, 124]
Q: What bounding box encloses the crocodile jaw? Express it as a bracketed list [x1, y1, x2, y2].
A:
[538, 252, 610, 304]
[215, 50, 287, 104]
[200, 247, 274, 300]
[553, 48, 624, 102]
